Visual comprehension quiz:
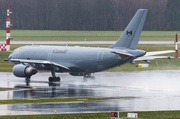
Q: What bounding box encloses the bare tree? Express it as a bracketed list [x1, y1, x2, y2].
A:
[0, 0, 169, 30]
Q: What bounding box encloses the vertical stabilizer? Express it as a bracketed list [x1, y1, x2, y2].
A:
[110, 9, 148, 49]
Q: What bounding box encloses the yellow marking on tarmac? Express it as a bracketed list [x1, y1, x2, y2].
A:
[54, 110, 57, 114]
[27, 86, 37, 89]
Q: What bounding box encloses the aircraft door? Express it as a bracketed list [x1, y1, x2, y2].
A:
[47, 52, 52, 61]
[97, 51, 104, 63]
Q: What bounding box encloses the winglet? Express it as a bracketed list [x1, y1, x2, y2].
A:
[143, 60, 151, 64]
[168, 54, 172, 60]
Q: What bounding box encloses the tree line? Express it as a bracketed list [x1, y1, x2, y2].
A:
[0, 0, 178, 30]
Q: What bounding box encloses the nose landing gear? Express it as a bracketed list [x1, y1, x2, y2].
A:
[25, 76, 31, 86]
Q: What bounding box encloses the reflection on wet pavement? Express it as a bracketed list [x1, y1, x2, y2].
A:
[0, 70, 180, 115]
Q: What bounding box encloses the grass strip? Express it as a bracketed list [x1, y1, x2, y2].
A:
[0, 97, 119, 105]
[0, 97, 135, 105]
[0, 30, 178, 41]
[0, 88, 21, 91]
[0, 111, 180, 119]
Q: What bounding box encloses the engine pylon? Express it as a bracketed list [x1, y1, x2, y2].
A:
[175, 33, 178, 58]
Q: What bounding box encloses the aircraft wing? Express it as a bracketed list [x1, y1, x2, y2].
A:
[10, 59, 70, 70]
[135, 56, 170, 61]
[145, 50, 175, 56]
[135, 50, 175, 61]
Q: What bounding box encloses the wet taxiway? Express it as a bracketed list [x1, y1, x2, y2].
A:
[1, 70, 180, 115]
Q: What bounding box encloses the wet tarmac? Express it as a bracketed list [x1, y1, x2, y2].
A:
[1, 70, 180, 115]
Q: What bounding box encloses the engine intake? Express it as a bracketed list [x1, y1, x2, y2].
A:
[13, 64, 37, 77]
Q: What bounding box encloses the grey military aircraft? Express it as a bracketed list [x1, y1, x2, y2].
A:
[5, 9, 174, 85]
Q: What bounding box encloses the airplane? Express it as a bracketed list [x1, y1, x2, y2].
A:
[5, 9, 175, 85]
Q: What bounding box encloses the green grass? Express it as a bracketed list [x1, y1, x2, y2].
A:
[0, 44, 178, 72]
[0, 111, 180, 119]
[0, 87, 20, 91]
[0, 97, 110, 105]
[0, 30, 179, 41]
[0, 97, 133, 105]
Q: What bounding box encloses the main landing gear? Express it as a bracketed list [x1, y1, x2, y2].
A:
[48, 70, 61, 83]
[48, 77, 60, 82]
[83, 73, 95, 81]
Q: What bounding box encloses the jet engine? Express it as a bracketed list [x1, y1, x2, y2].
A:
[13, 64, 37, 77]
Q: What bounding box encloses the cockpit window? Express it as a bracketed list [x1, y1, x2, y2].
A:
[11, 51, 14, 54]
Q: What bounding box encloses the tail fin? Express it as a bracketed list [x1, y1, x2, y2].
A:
[110, 9, 148, 49]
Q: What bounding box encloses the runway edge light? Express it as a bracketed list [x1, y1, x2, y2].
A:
[175, 33, 178, 58]
[53, 110, 57, 114]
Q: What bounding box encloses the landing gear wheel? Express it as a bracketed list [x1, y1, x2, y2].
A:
[56, 77, 61, 82]
[49, 77, 61, 82]
[49, 77, 53, 82]
[49, 70, 61, 82]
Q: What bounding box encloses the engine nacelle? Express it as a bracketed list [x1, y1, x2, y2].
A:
[13, 64, 37, 77]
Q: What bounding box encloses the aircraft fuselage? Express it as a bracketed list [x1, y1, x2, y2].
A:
[9, 45, 145, 75]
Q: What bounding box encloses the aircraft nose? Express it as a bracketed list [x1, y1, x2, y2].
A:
[4, 52, 13, 62]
